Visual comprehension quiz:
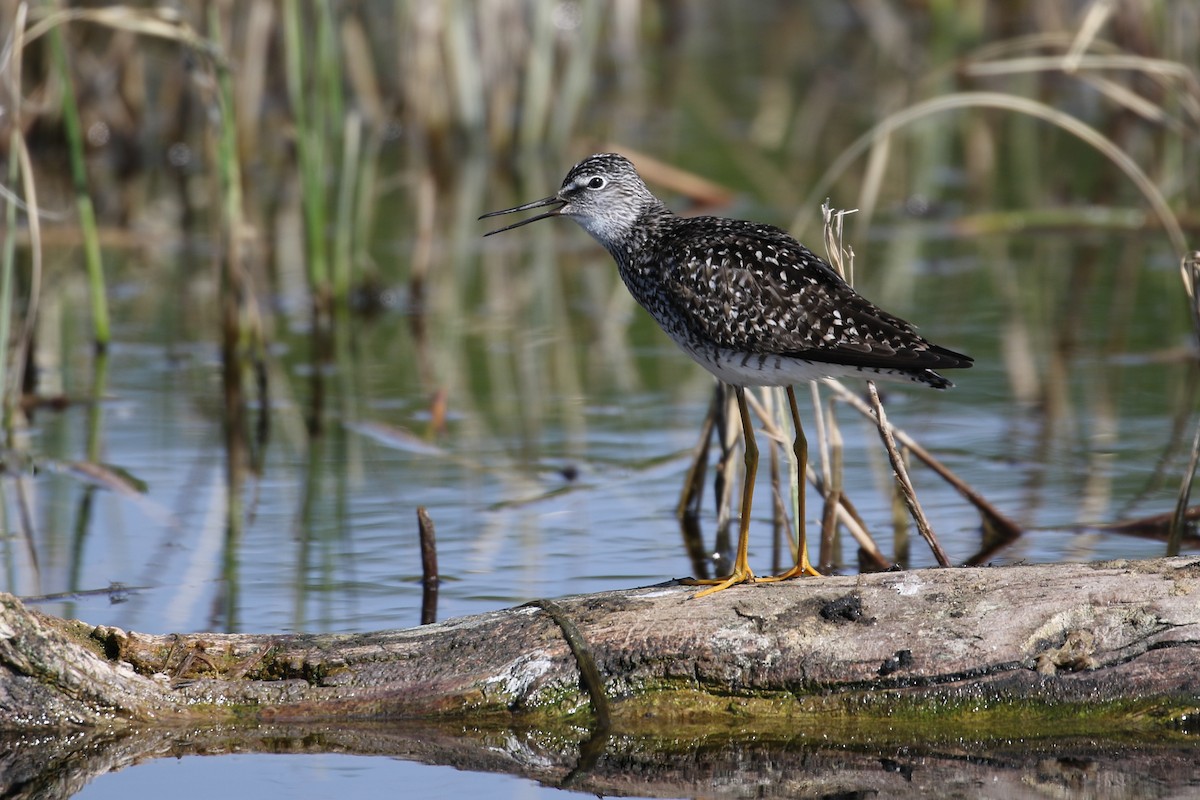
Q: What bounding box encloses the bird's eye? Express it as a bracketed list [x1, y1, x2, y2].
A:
[587, 176, 606, 190]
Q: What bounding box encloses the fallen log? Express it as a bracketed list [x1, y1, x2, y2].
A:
[2, 557, 1199, 733]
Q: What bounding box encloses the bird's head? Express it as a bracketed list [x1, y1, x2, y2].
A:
[480, 153, 660, 249]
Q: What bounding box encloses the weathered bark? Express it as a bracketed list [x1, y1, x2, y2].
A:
[2, 557, 1199, 732]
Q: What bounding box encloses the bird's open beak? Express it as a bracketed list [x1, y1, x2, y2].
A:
[479, 195, 565, 236]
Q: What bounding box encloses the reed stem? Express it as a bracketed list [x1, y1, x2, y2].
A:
[48, 24, 110, 350]
[283, 0, 332, 309]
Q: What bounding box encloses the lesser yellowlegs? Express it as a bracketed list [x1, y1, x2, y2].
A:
[481, 153, 972, 596]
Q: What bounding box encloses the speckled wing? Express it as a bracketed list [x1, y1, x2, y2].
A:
[656, 217, 973, 373]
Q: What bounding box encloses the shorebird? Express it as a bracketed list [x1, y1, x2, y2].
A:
[481, 153, 971, 596]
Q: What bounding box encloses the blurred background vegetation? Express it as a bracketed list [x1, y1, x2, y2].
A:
[0, 1, 1197, 634]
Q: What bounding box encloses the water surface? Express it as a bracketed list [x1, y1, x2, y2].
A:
[4, 3, 1198, 798]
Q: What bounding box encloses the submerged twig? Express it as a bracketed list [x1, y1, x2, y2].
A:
[818, 394, 843, 569]
[769, 435, 787, 574]
[416, 507, 439, 625]
[867, 382, 950, 567]
[1169, 252, 1200, 555]
[825, 378, 1023, 545]
[676, 382, 719, 521]
[1101, 505, 1200, 541]
[712, 384, 739, 565]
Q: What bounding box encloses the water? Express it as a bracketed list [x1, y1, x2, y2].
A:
[4, 3, 1199, 797]
[78, 752, 562, 800]
[13, 230, 1191, 636]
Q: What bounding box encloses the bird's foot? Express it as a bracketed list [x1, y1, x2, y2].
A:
[681, 568, 756, 598]
[754, 562, 822, 582]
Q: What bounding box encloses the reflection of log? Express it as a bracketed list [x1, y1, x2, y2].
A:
[3, 720, 1199, 800]
[3, 558, 1199, 733]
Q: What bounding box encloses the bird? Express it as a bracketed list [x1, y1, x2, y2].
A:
[480, 153, 972, 597]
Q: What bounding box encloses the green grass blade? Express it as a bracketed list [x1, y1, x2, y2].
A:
[48, 25, 110, 350]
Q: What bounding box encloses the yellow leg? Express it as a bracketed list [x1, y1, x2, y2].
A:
[758, 385, 821, 581]
[687, 386, 758, 596]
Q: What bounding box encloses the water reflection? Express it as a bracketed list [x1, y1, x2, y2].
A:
[8, 721, 1199, 800]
